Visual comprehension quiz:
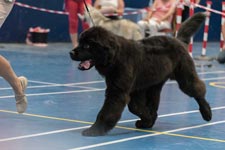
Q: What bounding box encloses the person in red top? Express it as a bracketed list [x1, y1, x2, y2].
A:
[0, 0, 28, 113]
[222, 23, 225, 51]
[138, 0, 176, 36]
[64, 0, 92, 48]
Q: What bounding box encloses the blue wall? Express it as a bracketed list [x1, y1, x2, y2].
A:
[0, 0, 222, 42]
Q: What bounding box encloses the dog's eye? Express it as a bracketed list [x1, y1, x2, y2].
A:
[83, 44, 90, 49]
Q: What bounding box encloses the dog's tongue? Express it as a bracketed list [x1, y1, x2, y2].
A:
[78, 60, 91, 70]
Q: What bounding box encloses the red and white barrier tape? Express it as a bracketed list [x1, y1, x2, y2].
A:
[15, 2, 147, 16]
[15, 2, 69, 15]
[14, 1, 225, 18]
[181, 2, 225, 17]
[195, 3, 225, 17]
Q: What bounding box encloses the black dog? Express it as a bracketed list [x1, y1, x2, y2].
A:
[70, 12, 212, 136]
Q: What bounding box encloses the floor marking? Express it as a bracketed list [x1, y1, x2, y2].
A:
[0, 81, 103, 90]
[0, 126, 90, 142]
[198, 70, 225, 75]
[69, 120, 225, 150]
[1, 75, 225, 99]
[0, 88, 105, 99]
[0, 85, 102, 91]
[119, 106, 225, 123]
[1, 105, 225, 144]
[209, 82, 225, 88]
[1, 74, 224, 91]
[203, 76, 225, 81]
[0, 106, 225, 125]
[0, 110, 93, 125]
[28, 80, 104, 85]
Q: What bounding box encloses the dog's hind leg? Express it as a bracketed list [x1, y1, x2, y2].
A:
[128, 90, 153, 128]
[174, 64, 212, 121]
[128, 82, 165, 129]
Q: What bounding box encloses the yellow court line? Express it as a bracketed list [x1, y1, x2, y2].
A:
[0, 109, 93, 125]
[209, 82, 225, 88]
[0, 109, 225, 143]
[116, 126, 225, 143]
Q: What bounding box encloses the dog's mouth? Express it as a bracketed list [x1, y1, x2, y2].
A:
[78, 60, 95, 70]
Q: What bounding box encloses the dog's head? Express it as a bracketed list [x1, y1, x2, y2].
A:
[70, 26, 120, 70]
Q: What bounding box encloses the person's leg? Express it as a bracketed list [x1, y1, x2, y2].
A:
[222, 23, 225, 50]
[0, 1, 27, 113]
[0, 0, 15, 28]
[0, 55, 27, 113]
[65, 0, 79, 48]
[69, 33, 78, 48]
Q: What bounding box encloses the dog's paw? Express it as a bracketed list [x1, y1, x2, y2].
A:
[135, 120, 154, 129]
[82, 127, 106, 137]
[200, 104, 212, 121]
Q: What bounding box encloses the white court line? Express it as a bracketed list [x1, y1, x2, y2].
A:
[1, 70, 224, 91]
[0, 126, 90, 142]
[166, 76, 225, 84]
[1, 76, 225, 99]
[0, 79, 104, 90]
[28, 80, 104, 85]
[203, 76, 225, 81]
[69, 120, 225, 150]
[0, 88, 105, 99]
[119, 106, 225, 123]
[1, 75, 224, 91]
[198, 70, 225, 75]
[0, 105, 225, 143]
[0, 84, 101, 91]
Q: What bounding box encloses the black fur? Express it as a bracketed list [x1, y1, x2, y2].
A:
[70, 12, 212, 136]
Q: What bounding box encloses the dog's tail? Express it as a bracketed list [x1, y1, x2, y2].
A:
[177, 12, 206, 44]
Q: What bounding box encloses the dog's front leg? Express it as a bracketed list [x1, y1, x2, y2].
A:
[82, 91, 129, 136]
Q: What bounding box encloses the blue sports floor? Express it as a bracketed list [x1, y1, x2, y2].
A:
[0, 42, 225, 150]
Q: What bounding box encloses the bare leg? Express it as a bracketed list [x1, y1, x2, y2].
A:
[222, 23, 225, 50]
[0, 55, 28, 113]
[0, 1, 27, 113]
[70, 33, 78, 48]
[0, 56, 21, 95]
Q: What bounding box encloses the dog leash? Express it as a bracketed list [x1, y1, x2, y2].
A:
[83, 0, 95, 26]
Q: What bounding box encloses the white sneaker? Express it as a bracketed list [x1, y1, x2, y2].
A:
[15, 76, 28, 113]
